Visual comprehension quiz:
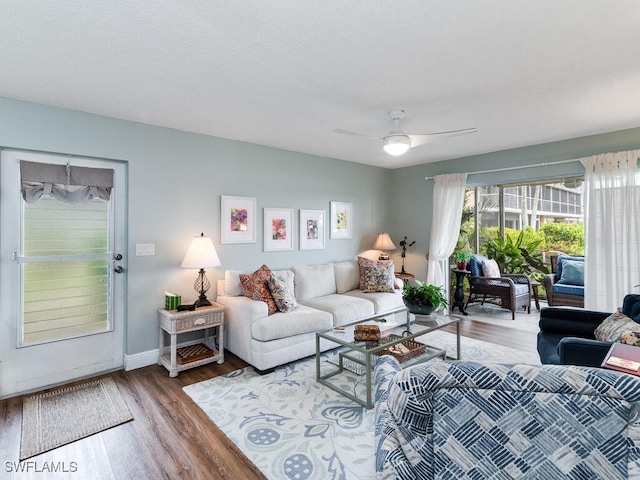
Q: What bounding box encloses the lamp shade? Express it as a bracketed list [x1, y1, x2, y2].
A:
[373, 232, 396, 251]
[181, 233, 221, 269]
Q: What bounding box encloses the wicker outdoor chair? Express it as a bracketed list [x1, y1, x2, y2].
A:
[465, 255, 532, 320]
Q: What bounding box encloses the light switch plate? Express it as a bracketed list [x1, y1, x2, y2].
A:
[136, 243, 155, 256]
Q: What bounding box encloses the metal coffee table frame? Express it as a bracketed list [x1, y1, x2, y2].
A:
[316, 307, 461, 409]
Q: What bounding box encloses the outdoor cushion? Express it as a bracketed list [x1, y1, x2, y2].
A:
[557, 259, 584, 285]
[481, 258, 501, 277]
[555, 255, 584, 280]
[553, 283, 585, 296]
[513, 283, 530, 295]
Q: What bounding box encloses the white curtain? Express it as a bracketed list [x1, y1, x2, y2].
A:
[582, 149, 640, 312]
[426, 173, 468, 288]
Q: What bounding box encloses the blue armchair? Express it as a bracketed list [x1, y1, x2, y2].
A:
[537, 294, 640, 366]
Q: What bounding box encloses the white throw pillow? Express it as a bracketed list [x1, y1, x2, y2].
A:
[481, 258, 501, 278]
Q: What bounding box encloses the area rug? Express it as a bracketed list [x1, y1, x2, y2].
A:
[20, 377, 133, 460]
[184, 337, 540, 480]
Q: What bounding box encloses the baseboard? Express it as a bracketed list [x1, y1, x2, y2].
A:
[125, 349, 159, 371]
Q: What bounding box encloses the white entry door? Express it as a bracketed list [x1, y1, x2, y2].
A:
[0, 150, 127, 397]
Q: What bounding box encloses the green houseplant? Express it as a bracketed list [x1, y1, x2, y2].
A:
[402, 280, 448, 315]
[454, 250, 472, 270]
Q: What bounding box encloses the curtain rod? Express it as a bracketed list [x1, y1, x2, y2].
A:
[424, 158, 583, 181]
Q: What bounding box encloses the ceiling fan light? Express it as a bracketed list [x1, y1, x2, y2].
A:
[382, 135, 411, 156]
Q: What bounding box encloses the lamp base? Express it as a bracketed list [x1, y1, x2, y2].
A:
[194, 296, 211, 307]
[378, 253, 389, 260]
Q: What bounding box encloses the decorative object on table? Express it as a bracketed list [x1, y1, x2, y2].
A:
[602, 342, 640, 376]
[299, 209, 325, 250]
[369, 335, 426, 363]
[181, 233, 221, 307]
[372, 232, 396, 260]
[164, 292, 181, 310]
[454, 249, 472, 270]
[263, 207, 294, 251]
[402, 280, 448, 315]
[330, 201, 352, 239]
[354, 324, 380, 341]
[399, 236, 415, 274]
[176, 343, 215, 365]
[220, 195, 257, 244]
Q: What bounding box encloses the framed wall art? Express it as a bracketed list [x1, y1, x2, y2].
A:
[220, 195, 257, 244]
[263, 208, 294, 252]
[330, 201, 352, 239]
[299, 209, 325, 250]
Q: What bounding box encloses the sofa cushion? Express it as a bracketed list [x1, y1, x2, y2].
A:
[225, 269, 246, 296]
[267, 273, 298, 313]
[240, 265, 278, 315]
[362, 264, 395, 293]
[481, 258, 501, 277]
[557, 259, 584, 286]
[357, 257, 394, 289]
[343, 289, 404, 313]
[333, 259, 360, 294]
[251, 305, 333, 341]
[594, 311, 640, 344]
[293, 264, 336, 301]
[300, 294, 374, 326]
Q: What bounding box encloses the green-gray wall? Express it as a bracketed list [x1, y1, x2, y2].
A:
[0, 97, 392, 355]
[1, 95, 640, 357]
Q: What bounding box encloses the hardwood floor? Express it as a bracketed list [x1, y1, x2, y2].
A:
[0, 317, 538, 479]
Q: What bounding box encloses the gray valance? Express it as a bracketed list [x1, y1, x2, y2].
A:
[20, 160, 114, 204]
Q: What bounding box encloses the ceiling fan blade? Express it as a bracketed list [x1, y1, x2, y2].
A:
[409, 128, 478, 148]
[333, 128, 377, 140]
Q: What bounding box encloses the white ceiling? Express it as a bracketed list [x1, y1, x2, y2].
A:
[2, 1, 640, 169]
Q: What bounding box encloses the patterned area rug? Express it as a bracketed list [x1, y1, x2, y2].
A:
[21, 377, 133, 460]
[184, 336, 541, 480]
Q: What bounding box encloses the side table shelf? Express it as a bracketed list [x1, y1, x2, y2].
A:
[158, 303, 224, 377]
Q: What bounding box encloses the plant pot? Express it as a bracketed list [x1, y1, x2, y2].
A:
[456, 262, 467, 271]
[403, 299, 437, 316]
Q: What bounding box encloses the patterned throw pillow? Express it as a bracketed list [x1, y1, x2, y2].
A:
[594, 311, 640, 343]
[357, 256, 394, 290]
[481, 258, 501, 278]
[239, 265, 278, 315]
[362, 264, 395, 293]
[267, 274, 298, 313]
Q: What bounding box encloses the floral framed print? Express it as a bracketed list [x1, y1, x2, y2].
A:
[263, 208, 294, 252]
[330, 201, 352, 239]
[299, 209, 325, 250]
[220, 195, 257, 244]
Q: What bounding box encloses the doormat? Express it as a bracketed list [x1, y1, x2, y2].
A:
[20, 377, 133, 460]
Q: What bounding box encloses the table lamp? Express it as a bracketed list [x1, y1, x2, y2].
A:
[181, 233, 221, 307]
[372, 232, 396, 260]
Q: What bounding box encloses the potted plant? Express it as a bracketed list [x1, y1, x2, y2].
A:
[402, 280, 448, 315]
[454, 250, 472, 270]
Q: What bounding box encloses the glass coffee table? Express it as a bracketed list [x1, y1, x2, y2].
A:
[316, 307, 461, 409]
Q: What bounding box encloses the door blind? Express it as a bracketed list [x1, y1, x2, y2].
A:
[22, 197, 111, 345]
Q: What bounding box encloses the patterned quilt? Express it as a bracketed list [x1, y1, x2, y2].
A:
[374, 357, 640, 479]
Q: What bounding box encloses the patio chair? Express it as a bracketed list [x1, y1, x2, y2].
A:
[465, 254, 531, 319]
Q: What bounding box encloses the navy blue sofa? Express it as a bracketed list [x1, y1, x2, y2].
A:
[537, 294, 640, 366]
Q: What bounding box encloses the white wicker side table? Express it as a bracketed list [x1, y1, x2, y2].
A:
[158, 303, 224, 377]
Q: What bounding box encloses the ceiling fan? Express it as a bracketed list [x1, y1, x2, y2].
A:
[334, 110, 478, 156]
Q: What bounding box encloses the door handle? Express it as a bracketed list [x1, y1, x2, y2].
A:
[114, 266, 124, 274]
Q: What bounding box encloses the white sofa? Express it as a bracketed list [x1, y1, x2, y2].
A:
[216, 259, 405, 373]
